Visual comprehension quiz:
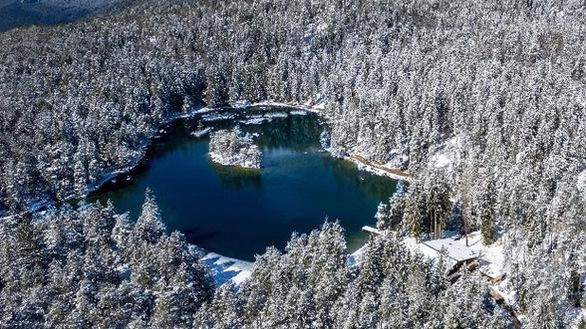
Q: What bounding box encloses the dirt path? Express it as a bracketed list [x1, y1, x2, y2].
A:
[348, 154, 412, 180]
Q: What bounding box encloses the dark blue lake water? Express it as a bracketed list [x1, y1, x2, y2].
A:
[0, 1, 113, 32]
[89, 108, 397, 261]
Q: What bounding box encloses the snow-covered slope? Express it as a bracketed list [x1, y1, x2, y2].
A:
[427, 134, 464, 171]
[201, 252, 253, 286]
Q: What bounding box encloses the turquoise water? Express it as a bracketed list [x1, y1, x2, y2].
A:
[89, 108, 397, 261]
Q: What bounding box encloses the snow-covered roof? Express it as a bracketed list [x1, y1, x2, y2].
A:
[403, 231, 506, 280]
[423, 238, 479, 263]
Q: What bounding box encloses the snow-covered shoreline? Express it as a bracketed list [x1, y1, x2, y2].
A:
[81, 106, 207, 199]
[339, 153, 412, 182]
[230, 99, 326, 114]
[228, 99, 413, 182]
[2, 100, 412, 288]
[0, 106, 207, 218]
[2, 101, 329, 218]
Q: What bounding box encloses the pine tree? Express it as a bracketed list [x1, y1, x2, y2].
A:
[152, 292, 174, 328]
[133, 188, 166, 245]
[403, 192, 422, 241]
[480, 178, 496, 245]
[568, 253, 582, 307]
[375, 184, 406, 231]
[427, 176, 451, 239]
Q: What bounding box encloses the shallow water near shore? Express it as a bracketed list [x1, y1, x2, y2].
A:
[88, 108, 397, 261]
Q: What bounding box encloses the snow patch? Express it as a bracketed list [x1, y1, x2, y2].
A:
[348, 245, 368, 266]
[433, 154, 452, 168]
[238, 112, 289, 125]
[202, 112, 237, 122]
[267, 112, 288, 118]
[578, 170, 586, 198]
[202, 252, 254, 286]
[428, 135, 464, 170]
[313, 100, 326, 110]
[238, 116, 272, 125]
[192, 107, 217, 115]
[290, 110, 308, 116]
[191, 127, 211, 138]
[403, 237, 446, 262]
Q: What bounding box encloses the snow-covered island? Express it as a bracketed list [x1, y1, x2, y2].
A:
[208, 127, 262, 169]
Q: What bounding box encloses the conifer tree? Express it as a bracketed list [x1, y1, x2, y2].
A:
[133, 188, 166, 245]
[403, 192, 422, 241]
[480, 178, 496, 245]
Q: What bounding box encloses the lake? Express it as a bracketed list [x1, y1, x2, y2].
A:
[88, 107, 397, 261]
[0, 0, 118, 32]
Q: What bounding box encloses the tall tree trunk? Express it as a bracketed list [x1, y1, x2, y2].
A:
[464, 212, 469, 247]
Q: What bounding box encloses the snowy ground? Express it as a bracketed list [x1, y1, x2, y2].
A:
[402, 230, 506, 280]
[348, 245, 367, 267]
[190, 127, 211, 138]
[427, 134, 464, 171]
[201, 252, 254, 286]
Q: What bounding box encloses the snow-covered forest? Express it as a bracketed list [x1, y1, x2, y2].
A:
[0, 0, 585, 327]
[0, 192, 514, 327]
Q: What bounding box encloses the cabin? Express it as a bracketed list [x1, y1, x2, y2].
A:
[362, 226, 506, 284]
[421, 239, 476, 278]
[423, 238, 479, 267]
[422, 233, 506, 283]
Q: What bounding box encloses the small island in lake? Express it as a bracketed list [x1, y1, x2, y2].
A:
[208, 126, 262, 169]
